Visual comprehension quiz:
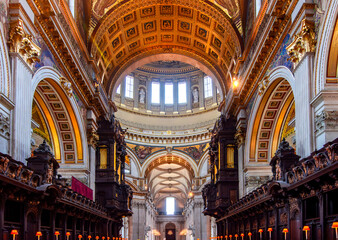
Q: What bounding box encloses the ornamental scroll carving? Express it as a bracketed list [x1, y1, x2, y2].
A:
[286, 19, 316, 68]
[315, 110, 338, 133]
[60, 77, 73, 97]
[8, 19, 40, 66]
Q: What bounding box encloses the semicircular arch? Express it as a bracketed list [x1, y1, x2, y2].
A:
[246, 66, 295, 163]
[31, 67, 87, 165]
[141, 149, 198, 177]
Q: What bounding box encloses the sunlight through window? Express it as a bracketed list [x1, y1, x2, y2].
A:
[204, 76, 213, 98]
[165, 82, 174, 104]
[125, 76, 134, 98]
[166, 197, 175, 215]
[152, 82, 160, 104]
[178, 81, 187, 104]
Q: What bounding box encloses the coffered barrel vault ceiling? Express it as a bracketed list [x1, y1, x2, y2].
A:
[145, 155, 194, 209]
[89, 0, 243, 97]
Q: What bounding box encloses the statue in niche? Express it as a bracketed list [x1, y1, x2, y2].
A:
[192, 88, 199, 103]
[139, 88, 146, 104]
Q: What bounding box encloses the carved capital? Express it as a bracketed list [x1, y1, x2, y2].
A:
[8, 19, 41, 66]
[286, 19, 316, 68]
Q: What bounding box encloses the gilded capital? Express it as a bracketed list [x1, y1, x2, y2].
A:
[8, 19, 41, 66]
[286, 19, 316, 68]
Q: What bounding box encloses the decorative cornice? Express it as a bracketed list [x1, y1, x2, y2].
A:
[226, 0, 297, 116]
[26, 0, 109, 117]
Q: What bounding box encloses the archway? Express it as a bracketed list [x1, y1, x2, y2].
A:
[31, 67, 90, 185]
[165, 222, 176, 240]
[314, 0, 338, 93]
[244, 67, 296, 193]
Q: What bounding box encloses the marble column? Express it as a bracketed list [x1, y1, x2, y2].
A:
[236, 109, 246, 198]
[10, 53, 33, 163]
[293, 53, 315, 157]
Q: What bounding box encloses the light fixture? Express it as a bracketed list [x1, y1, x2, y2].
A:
[189, 192, 194, 198]
[78, 235, 83, 240]
[234, 234, 238, 240]
[88, 236, 92, 239]
[240, 233, 244, 240]
[55, 231, 60, 240]
[36, 232, 42, 240]
[268, 228, 273, 240]
[303, 226, 310, 240]
[258, 229, 263, 240]
[233, 77, 239, 88]
[66, 232, 71, 240]
[282, 228, 288, 240]
[11, 230, 19, 240]
[332, 222, 338, 240]
[248, 232, 252, 240]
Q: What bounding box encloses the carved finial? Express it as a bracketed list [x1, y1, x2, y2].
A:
[278, 138, 293, 151]
[33, 140, 53, 156]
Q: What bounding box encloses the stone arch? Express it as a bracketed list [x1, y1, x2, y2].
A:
[0, 24, 11, 98]
[126, 147, 142, 177]
[140, 149, 198, 177]
[198, 150, 210, 177]
[245, 66, 296, 163]
[31, 67, 88, 167]
[314, 0, 338, 93]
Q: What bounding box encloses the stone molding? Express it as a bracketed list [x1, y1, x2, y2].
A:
[315, 110, 338, 133]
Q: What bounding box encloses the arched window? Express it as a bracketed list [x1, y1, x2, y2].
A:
[178, 81, 187, 104]
[166, 197, 175, 215]
[151, 81, 160, 104]
[255, 0, 262, 17]
[125, 75, 134, 99]
[69, 0, 75, 17]
[116, 84, 121, 94]
[204, 76, 213, 98]
[165, 82, 174, 104]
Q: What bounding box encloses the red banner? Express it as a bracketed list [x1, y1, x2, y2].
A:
[71, 177, 93, 200]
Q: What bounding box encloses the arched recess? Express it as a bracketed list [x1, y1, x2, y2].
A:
[198, 150, 210, 177]
[246, 66, 296, 163]
[0, 24, 11, 98]
[31, 67, 87, 166]
[140, 149, 198, 177]
[314, 0, 338, 93]
[109, 53, 225, 99]
[126, 147, 142, 177]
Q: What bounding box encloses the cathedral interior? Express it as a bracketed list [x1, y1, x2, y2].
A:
[0, 0, 337, 239]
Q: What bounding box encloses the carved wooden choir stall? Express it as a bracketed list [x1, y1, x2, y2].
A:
[203, 123, 338, 240]
[0, 115, 132, 240]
